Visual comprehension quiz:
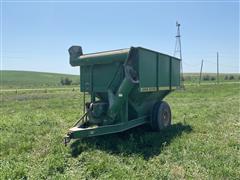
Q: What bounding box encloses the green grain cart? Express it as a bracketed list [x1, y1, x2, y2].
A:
[64, 46, 180, 144]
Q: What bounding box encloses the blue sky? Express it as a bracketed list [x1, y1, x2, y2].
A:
[1, 1, 239, 74]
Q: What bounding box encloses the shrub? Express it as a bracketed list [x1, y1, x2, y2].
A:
[229, 75, 235, 80]
[203, 75, 210, 81]
[224, 75, 229, 80]
[60, 77, 72, 85]
[210, 76, 216, 81]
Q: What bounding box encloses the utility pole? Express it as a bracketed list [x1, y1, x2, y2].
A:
[217, 52, 219, 84]
[199, 59, 203, 85]
[174, 21, 184, 89]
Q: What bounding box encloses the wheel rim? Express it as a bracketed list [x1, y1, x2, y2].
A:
[152, 101, 171, 131]
[162, 109, 169, 126]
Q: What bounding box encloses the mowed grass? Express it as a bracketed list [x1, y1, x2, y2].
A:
[0, 70, 79, 89]
[0, 83, 239, 179]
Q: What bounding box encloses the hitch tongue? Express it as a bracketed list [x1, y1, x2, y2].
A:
[64, 135, 71, 146]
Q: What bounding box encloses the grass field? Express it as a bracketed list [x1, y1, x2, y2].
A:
[1, 74, 239, 179]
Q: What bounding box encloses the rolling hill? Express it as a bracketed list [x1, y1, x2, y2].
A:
[1, 70, 239, 89]
[0, 70, 80, 89]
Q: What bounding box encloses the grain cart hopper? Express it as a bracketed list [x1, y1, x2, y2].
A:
[64, 46, 180, 144]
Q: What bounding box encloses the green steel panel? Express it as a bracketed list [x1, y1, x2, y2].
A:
[92, 63, 121, 92]
[80, 66, 91, 92]
[171, 58, 180, 87]
[138, 49, 157, 92]
[158, 54, 170, 89]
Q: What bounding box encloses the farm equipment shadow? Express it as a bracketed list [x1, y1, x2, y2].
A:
[70, 122, 192, 160]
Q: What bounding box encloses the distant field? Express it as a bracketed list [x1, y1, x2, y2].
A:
[183, 73, 240, 84]
[0, 70, 79, 89]
[0, 83, 239, 179]
[0, 71, 239, 90]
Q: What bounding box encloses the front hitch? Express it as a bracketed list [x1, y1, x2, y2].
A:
[63, 135, 71, 146]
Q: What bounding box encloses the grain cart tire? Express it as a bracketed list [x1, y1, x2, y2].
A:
[151, 101, 171, 131]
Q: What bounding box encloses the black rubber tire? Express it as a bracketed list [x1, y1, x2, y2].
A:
[151, 101, 171, 131]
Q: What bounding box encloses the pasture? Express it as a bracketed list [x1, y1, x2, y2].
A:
[0, 71, 239, 179]
[1, 71, 80, 89]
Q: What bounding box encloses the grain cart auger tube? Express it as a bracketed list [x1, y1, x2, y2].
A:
[64, 46, 180, 145]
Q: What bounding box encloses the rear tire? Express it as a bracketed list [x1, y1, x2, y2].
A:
[151, 101, 171, 131]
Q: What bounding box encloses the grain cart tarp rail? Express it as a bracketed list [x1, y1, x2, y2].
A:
[64, 46, 180, 144]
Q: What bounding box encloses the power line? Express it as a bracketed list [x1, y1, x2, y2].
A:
[204, 60, 238, 69]
[182, 61, 200, 67]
